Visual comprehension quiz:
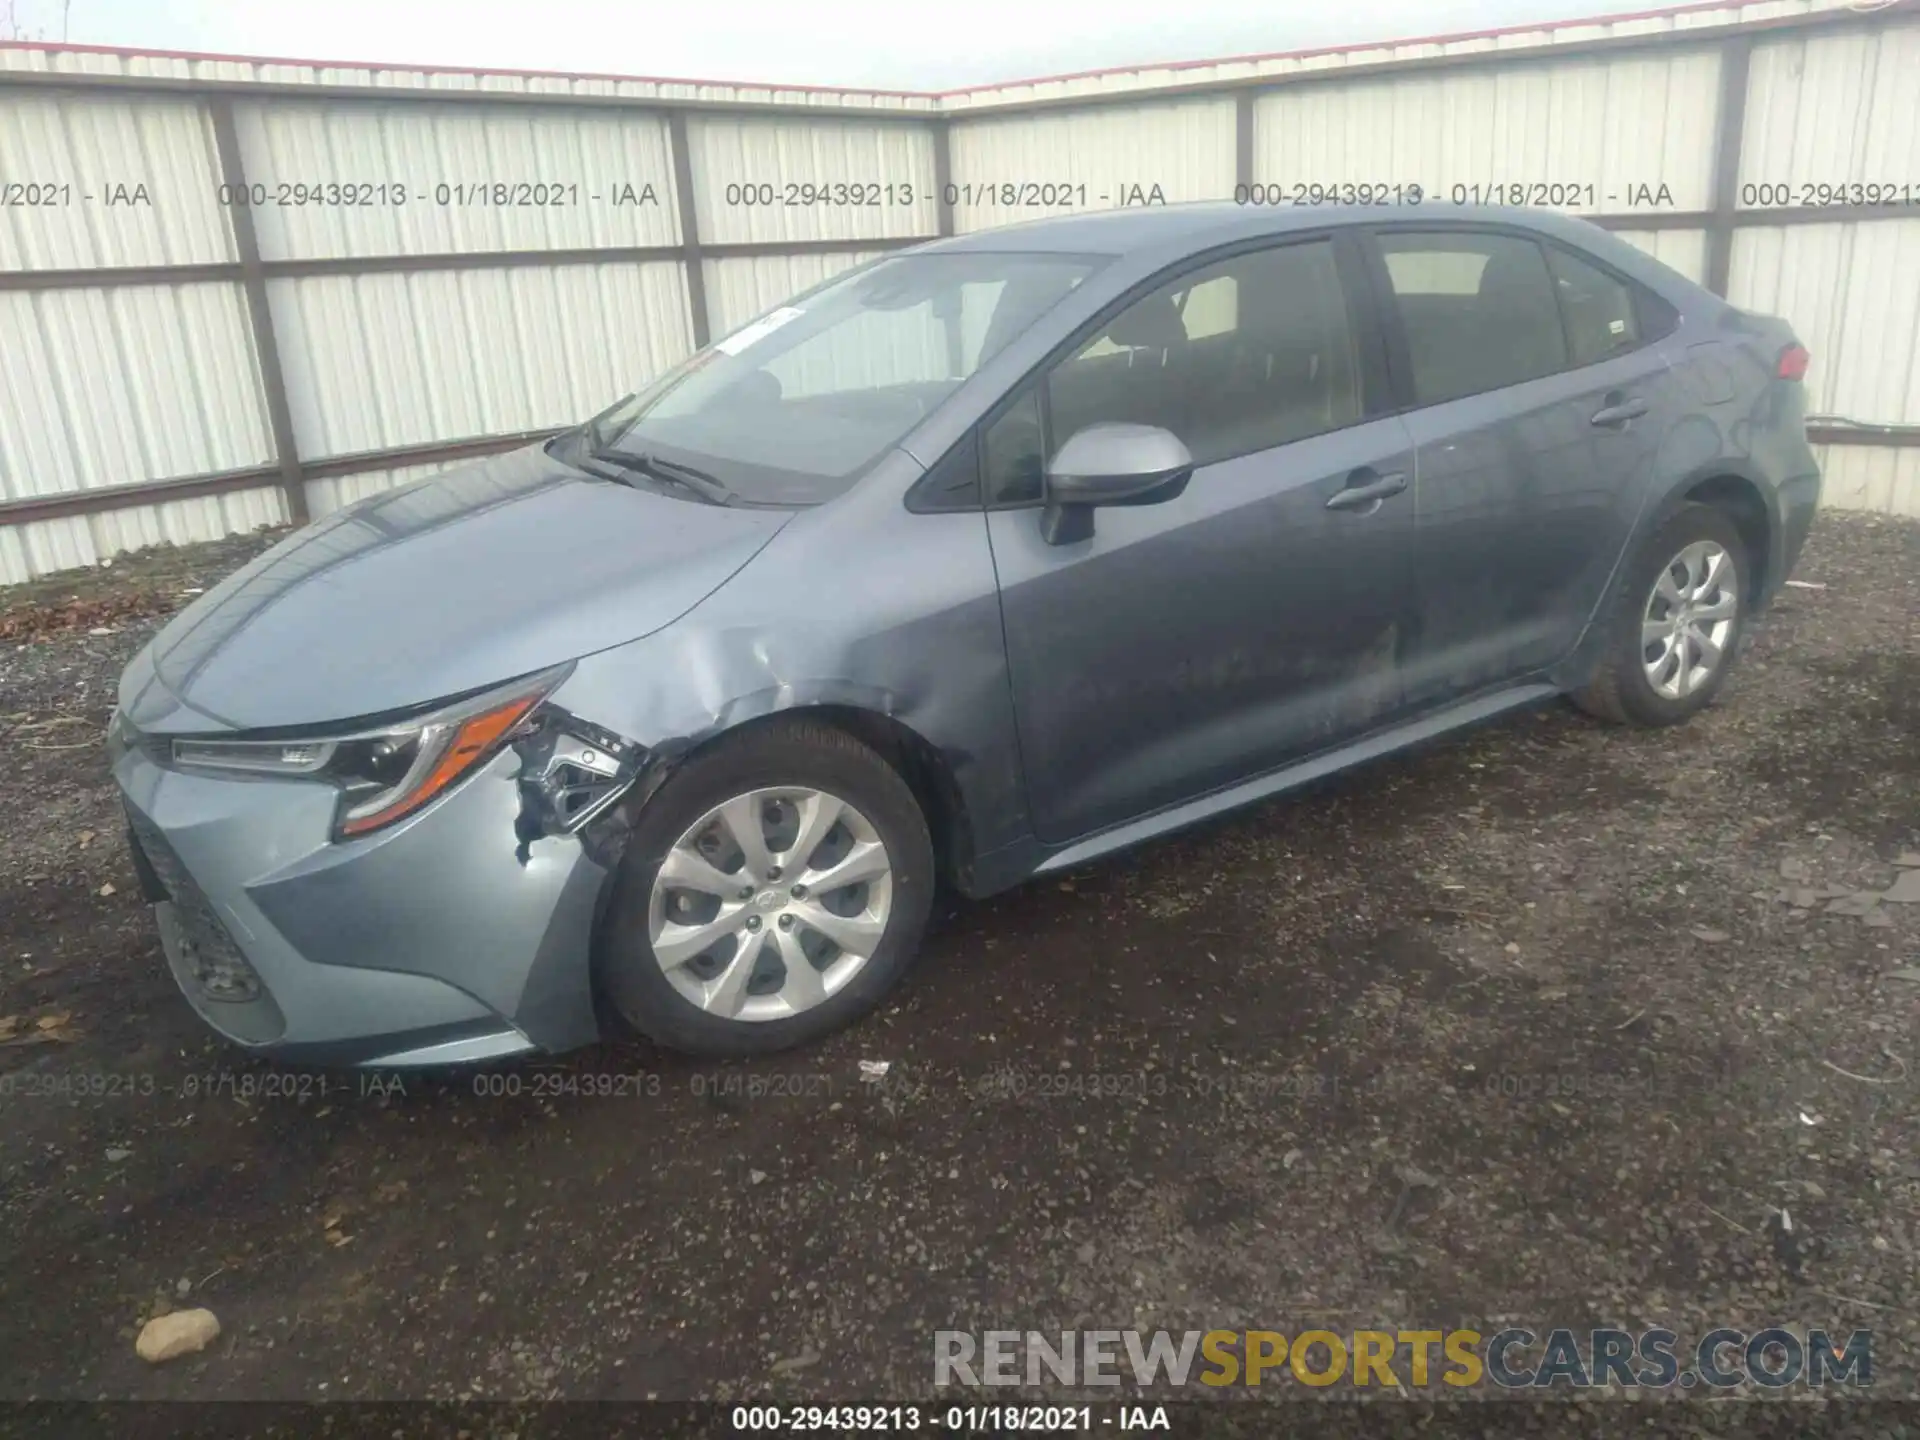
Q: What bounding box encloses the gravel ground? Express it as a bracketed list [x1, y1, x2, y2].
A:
[0, 514, 1914, 1412]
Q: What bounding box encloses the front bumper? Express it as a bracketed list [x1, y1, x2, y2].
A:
[113, 736, 610, 1068]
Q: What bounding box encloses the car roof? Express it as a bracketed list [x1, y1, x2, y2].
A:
[919, 200, 1620, 257]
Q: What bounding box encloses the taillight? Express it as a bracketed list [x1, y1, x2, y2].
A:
[1777, 343, 1811, 381]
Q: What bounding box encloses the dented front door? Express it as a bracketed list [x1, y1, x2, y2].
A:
[987, 416, 1420, 845]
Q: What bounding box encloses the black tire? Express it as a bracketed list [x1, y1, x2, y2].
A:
[1573, 502, 1751, 728]
[598, 718, 935, 1057]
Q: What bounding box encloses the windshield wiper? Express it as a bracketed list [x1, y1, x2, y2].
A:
[582, 448, 736, 506]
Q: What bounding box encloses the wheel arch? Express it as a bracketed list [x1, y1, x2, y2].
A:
[1675, 470, 1775, 605]
[1558, 462, 1776, 701]
[609, 699, 976, 896]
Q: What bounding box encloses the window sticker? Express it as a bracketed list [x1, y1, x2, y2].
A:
[714, 306, 806, 356]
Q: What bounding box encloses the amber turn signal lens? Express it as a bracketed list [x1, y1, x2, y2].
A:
[336, 693, 540, 837]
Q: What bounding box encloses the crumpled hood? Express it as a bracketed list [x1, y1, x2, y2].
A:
[121, 443, 791, 733]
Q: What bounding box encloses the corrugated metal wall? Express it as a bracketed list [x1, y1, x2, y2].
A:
[3, 0, 1918, 586]
[266, 262, 694, 457]
[948, 99, 1238, 231]
[234, 102, 685, 258]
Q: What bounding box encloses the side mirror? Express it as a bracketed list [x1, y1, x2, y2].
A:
[1041, 423, 1193, 545]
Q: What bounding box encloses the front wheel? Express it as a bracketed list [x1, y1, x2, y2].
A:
[598, 719, 935, 1057]
[1574, 502, 1750, 728]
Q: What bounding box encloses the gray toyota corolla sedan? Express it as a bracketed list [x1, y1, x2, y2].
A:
[109, 202, 1821, 1067]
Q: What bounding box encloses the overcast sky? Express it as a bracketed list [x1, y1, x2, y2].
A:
[3, 0, 1658, 89]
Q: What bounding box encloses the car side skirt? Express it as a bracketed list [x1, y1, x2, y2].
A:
[965, 680, 1562, 895]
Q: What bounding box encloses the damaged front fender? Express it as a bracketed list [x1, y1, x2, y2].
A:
[512, 707, 646, 848]
[537, 461, 1032, 897]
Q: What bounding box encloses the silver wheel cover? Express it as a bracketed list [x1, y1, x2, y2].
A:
[647, 786, 893, 1022]
[1642, 539, 1739, 701]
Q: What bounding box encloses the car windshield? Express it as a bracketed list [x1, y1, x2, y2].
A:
[564, 250, 1103, 506]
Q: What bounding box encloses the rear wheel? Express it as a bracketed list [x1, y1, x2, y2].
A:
[1574, 503, 1750, 727]
[599, 719, 935, 1057]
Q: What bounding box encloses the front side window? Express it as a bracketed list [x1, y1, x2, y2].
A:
[1041, 238, 1363, 474]
[574, 251, 1100, 506]
[983, 388, 1047, 507]
[1377, 231, 1569, 405]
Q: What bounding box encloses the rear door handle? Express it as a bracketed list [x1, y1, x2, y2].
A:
[1325, 470, 1408, 513]
[1591, 395, 1650, 427]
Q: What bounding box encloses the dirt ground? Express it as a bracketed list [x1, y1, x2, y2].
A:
[0, 514, 1914, 1413]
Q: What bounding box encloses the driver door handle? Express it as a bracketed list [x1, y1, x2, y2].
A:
[1325, 469, 1408, 513]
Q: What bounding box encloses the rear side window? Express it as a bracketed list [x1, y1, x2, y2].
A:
[1376, 231, 1569, 405]
[1546, 246, 1642, 367]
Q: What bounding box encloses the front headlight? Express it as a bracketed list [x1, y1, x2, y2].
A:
[170, 665, 571, 840]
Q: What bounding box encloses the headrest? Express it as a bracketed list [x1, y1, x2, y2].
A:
[1105, 291, 1188, 350]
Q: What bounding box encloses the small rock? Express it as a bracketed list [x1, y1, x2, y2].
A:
[1282, 1148, 1304, 1171]
[175, 1278, 192, 1298]
[1689, 928, 1731, 944]
[105, 1147, 132, 1162]
[1863, 910, 1894, 929]
[1826, 893, 1883, 918]
[1076, 1242, 1096, 1264]
[98, 882, 117, 898]
[749, 1169, 768, 1186]
[135, 1308, 220, 1364]
[770, 1348, 821, 1375]
[1881, 870, 1920, 905]
[1779, 857, 1812, 882]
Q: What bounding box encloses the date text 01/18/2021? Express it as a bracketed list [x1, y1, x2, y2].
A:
[729, 1405, 1164, 1432]
[1231, 180, 1683, 207]
[208, 181, 663, 207]
[722, 182, 1175, 208]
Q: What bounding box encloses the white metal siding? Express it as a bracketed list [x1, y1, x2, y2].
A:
[1729, 220, 1920, 427]
[266, 261, 693, 457]
[304, 459, 465, 519]
[0, 282, 271, 501]
[938, 0, 1839, 109]
[1812, 444, 1920, 519]
[0, 488, 285, 586]
[0, 91, 232, 269]
[687, 117, 936, 244]
[0, 46, 936, 111]
[4, 6, 1920, 583]
[1614, 228, 1709, 283]
[1251, 49, 1720, 212]
[948, 99, 1237, 231]
[232, 101, 682, 259]
[703, 250, 885, 334]
[1741, 26, 1920, 191]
